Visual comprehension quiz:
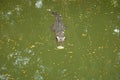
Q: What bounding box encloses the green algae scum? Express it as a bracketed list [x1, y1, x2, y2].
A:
[0, 0, 120, 80]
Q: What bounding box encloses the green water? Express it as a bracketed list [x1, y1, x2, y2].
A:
[0, 0, 120, 80]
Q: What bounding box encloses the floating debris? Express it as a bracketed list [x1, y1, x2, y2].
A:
[15, 5, 22, 12]
[7, 11, 12, 15]
[39, 65, 46, 73]
[7, 48, 35, 68]
[14, 5, 23, 16]
[35, 0, 43, 8]
[114, 28, 119, 33]
[113, 26, 120, 36]
[67, 51, 73, 53]
[24, 48, 33, 54]
[13, 56, 30, 67]
[82, 33, 87, 37]
[1, 65, 7, 70]
[0, 74, 9, 80]
[34, 70, 44, 80]
[61, 69, 67, 74]
[111, 0, 118, 7]
[30, 45, 36, 48]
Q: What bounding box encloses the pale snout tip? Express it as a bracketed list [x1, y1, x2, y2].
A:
[57, 46, 64, 49]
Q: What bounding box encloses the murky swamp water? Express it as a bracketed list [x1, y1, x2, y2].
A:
[0, 0, 120, 80]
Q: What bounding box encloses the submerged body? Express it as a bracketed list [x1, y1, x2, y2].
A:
[51, 11, 66, 46]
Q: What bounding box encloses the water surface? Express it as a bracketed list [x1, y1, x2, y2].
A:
[0, 0, 120, 80]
